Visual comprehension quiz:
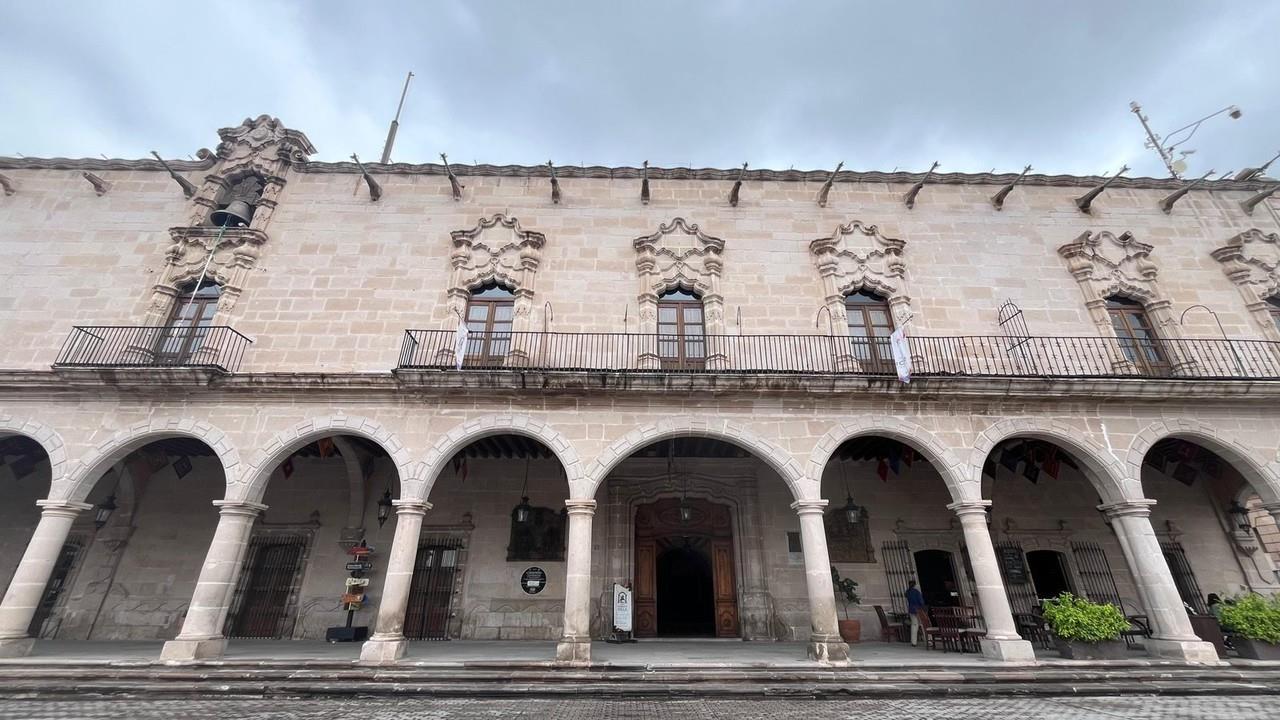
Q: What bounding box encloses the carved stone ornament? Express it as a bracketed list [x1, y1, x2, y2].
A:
[1211, 228, 1280, 339]
[1058, 230, 1190, 362]
[445, 214, 547, 334]
[141, 226, 267, 325]
[632, 218, 727, 365]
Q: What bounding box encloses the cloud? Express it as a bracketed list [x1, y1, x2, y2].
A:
[1, 0, 1275, 176]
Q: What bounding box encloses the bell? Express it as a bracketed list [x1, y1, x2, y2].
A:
[209, 199, 254, 227]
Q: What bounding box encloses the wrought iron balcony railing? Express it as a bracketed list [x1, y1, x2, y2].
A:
[398, 329, 1280, 381]
[54, 326, 252, 374]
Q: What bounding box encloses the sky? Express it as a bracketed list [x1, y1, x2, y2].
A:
[1, 1, 1277, 177]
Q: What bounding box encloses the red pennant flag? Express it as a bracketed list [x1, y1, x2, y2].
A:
[877, 458, 889, 482]
[282, 457, 294, 478]
[1043, 451, 1061, 479]
[317, 437, 336, 458]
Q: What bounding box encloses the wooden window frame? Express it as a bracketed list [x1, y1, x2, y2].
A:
[657, 288, 707, 371]
[1105, 296, 1169, 375]
[845, 290, 895, 371]
[464, 284, 516, 364]
[157, 281, 221, 365]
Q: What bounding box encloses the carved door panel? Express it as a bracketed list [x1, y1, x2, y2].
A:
[634, 538, 657, 637]
[711, 538, 739, 638]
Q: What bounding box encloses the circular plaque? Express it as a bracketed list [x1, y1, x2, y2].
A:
[520, 566, 547, 595]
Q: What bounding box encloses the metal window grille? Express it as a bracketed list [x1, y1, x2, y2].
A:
[405, 537, 465, 640]
[1160, 541, 1206, 614]
[994, 541, 1039, 616]
[28, 536, 84, 638]
[881, 540, 914, 614]
[1070, 541, 1124, 609]
[225, 534, 309, 639]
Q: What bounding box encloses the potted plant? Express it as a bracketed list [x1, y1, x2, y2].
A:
[1219, 593, 1280, 660]
[1041, 593, 1130, 660]
[831, 566, 861, 643]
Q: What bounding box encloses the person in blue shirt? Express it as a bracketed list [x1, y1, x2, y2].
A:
[906, 580, 926, 646]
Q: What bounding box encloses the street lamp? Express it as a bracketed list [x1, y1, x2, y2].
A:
[93, 494, 118, 529]
[1130, 101, 1243, 179]
[1179, 304, 1244, 375]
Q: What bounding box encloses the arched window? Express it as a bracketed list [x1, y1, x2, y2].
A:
[465, 283, 515, 362]
[657, 288, 706, 370]
[1106, 296, 1167, 374]
[845, 290, 894, 368]
[1267, 297, 1280, 333]
[158, 280, 221, 364]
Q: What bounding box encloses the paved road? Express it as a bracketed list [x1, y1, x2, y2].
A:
[0, 696, 1275, 719]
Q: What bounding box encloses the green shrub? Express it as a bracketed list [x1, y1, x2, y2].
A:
[1041, 593, 1129, 643]
[1218, 594, 1280, 644]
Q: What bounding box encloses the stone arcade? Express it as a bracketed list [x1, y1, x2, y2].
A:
[1, 116, 1280, 668]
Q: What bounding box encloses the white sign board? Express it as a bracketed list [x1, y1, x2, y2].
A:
[613, 583, 633, 632]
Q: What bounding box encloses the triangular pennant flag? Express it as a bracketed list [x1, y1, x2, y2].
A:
[1023, 463, 1040, 484]
[999, 448, 1021, 473]
[282, 457, 295, 478]
[1172, 462, 1197, 486]
[1043, 450, 1061, 479]
[902, 447, 915, 467]
[317, 437, 336, 458]
[173, 455, 192, 479]
[876, 458, 889, 482]
[887, 446, 901, 476]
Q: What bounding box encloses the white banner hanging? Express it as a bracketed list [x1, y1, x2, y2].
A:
[890, 327, 911, 384]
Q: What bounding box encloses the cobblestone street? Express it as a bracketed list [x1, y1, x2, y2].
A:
[0, 696, 1276, 720]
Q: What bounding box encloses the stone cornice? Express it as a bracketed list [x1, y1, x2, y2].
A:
[3, 369, 1280, 403]
[1, 155, 1273, 191]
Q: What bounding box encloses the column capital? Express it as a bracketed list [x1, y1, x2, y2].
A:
[947, 500, 991, 517]
[392, 499, 432, 516]
[1098, 498, 1157, 519]
[564, 499, 597, 516]
[35, 499, 93, 516]
[213, 499, 268, 517]
[790, 499, 829, 515]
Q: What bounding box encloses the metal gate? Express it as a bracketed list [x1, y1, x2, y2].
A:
[994, 540, 1039, 615]
[226, 535, 308, 639]
[1070, 541, 1124, 608]
[1160, 540, 1206, 613]
[405, 538, 464, 640]
[881, 540, 914, 614]
[27, 536, 84, 637]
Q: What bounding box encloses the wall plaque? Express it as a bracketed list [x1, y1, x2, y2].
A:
[999, 546, 1028, 584]
[520, 566, 547, 595]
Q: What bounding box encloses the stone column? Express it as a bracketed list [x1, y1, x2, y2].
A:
[556, 499, 596, 664]
[0, 500, 92, 657]
[160, 500, 266, 661]
[791, 499, 849, 663]
[359, 500, 430, 665]
[948, 500, 1036, 662]
[1100, 499, 1219, 664]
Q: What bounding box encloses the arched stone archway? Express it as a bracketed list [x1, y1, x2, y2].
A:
[1126, 419, 1280, 505]
[806, 418, 970, 502]
[0, 415, 69, 493]
[61, 418, 240, 505]
[415, 414, 584, 503]
[971, 418, 1135, 504]
[237, 415, 413, 504]
[584, 418, 806, 502]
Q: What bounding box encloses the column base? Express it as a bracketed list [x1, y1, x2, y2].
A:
[160, 637, 227, 661]
[359, 635, 408, 665]
[1145, 638, 1223, 665]
[978, 636, 1037, 663]
[555, 638, 592, 665]
[806, 634, 849, 664]
[0, 637, 35, 658]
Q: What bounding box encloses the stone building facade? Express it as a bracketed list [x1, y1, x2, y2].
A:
[1, 115, 1279, 666]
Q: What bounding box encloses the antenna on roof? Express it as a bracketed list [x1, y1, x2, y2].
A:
[379, 71, 414, 164]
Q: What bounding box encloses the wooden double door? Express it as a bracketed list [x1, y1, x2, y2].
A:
[633, 498, 739, 638]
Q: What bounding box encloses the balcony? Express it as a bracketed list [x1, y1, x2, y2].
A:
[54, 326, 252, 375]
[397, 330, 1280, 383]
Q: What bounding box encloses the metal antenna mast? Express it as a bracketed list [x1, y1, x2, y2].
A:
[380, 71, 414, 164]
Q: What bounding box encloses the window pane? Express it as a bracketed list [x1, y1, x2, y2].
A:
[659, 307, 677, 322]
[683, 306, 703, 322]
[684, 323, 704, 337]
[467, 305, 488, 321]
[685, 339, 706, 358]
[659, 340, 678, 357]
[494, 304, 514, 322]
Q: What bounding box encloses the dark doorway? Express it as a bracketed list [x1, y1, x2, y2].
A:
[1027, 550, 1073, 601]
[405, 540, 464, 640]
[913, 549, 960, 607]
[226, 536, 307, 639]
[656, 538, 715, 637]
[27, 539, 83, 637]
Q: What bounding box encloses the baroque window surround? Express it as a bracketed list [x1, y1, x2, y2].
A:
[445, 214, 547, 366]
[808, 220, 912, 371]
[142, 116, 315, 330]
[1057, 230, 1194, 374]
[632, 218, 725, 370]
[1211, 228, 1280, 342]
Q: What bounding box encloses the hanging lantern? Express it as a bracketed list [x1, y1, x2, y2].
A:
[93, 494, 118, 529]
[514, 496, 533, 524]
[679, 499, 693, 524]
[842, 494, 862, 524]
[376, 489, 394, 527]
[1228, 501, 1253, 532]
